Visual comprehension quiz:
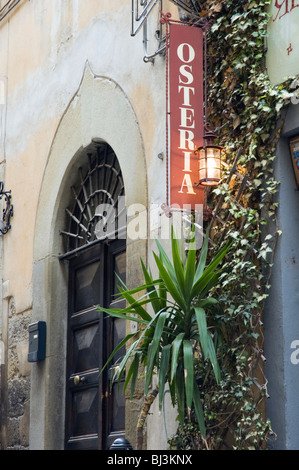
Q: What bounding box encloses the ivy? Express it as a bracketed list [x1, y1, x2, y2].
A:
[169, 0, 295, 450]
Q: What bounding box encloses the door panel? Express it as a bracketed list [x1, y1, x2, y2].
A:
[65, 240, 126, 450]
[73, 324, 101, 373]
[72, 386, 99, 435]
[103, 246, 126, 448]
[74, 261, 102, 312]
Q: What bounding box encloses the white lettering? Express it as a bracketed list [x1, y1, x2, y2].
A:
[177, 43, 195, 63]
[179, 107, 195, 128]
[116, 195, 127, 239]
[175, 41, 197, 197]
[178, 85, 195, 106]
[182, 151, 192, 172]
[107, 456, 142, 467]
[151, 455, 193, 466]
[126, 203, 147, 240]
[179, 174, 196, 194]
[179, 65, 194, 85]
[94, 203, 116, 239]
[290, 340, 299, 364]
[179, 129, 195, 150]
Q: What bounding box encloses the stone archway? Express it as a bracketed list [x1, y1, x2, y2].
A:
[30, 64, 147, 450]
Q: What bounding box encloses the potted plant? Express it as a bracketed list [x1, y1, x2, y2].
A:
[100, 226, 231, 449]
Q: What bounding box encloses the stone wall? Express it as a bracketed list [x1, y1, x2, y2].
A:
[6, 297, 31, 449]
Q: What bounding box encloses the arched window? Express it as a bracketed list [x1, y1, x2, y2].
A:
[61, 141, 125, 257]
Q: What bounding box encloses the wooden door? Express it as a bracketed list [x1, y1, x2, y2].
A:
[65, 240, 126, 450]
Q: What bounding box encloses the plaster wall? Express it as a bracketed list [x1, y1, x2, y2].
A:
[0, 0, 179, 450]
[1, 0, 170, 314]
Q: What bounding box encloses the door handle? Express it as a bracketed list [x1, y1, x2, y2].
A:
[101, 390, 109, 399]
[74, 375, 86, 386]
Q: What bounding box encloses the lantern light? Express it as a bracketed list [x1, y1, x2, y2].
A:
[196, 126, 224, 186]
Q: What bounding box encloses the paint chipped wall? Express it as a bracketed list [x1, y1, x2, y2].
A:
[0, 0, 179, 450]
[1, 0, 177, 313]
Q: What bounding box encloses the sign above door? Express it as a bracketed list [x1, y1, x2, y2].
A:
[267, 1, 299, 85]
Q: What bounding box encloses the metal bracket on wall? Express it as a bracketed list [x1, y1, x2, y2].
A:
[0, 0, 23, 23]
[0, 181, 13, 235]
[169, 0, 201, 18]
[131, 0, 160, 36]
[131, 0, 165, 62]
[131, 0, 202, 63]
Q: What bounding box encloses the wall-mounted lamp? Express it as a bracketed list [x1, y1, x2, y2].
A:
[195, 125, 224, 186]
[0, 181, 13, 234]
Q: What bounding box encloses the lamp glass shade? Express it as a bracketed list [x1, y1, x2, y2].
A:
[198, 146, 222, 186]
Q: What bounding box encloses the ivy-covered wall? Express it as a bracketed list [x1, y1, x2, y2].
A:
[169, 0, 299, 450]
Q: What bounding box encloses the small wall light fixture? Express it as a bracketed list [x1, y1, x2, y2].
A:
[0, 181, 13, 235]
[195, 125, 224, 186]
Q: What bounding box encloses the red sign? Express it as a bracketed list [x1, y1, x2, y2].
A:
[168, 22, 204, 208]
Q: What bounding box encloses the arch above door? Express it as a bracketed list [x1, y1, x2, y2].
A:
[30, 64, 147, 450]
[34, 63, 147, 263]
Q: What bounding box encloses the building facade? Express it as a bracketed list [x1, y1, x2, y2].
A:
[0, 0, 180, 450]
[1, 0, 299, 451]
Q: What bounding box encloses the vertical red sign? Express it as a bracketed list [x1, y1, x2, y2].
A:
[168, 23, 204, 208]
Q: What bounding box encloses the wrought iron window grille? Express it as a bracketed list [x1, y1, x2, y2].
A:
[60, 142, 125, 259]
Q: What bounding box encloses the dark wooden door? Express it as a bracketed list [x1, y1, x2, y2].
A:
[65, 239, 126, 450]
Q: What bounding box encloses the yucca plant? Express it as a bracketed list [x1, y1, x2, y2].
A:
[99, 226, 231, 446]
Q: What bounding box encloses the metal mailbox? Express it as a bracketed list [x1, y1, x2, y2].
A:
[28, 321, 46, 362]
